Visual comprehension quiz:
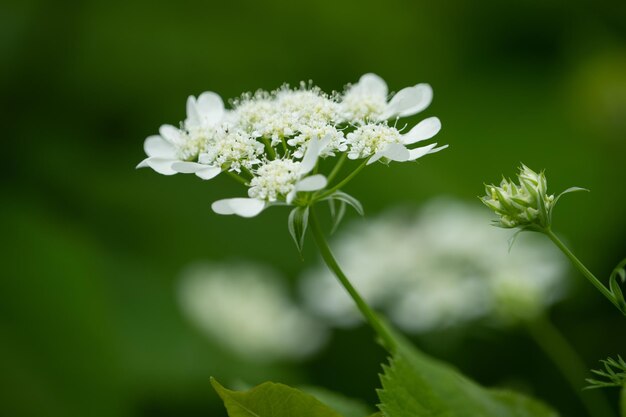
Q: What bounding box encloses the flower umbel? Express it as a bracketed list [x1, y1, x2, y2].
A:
[481, 164, 586, 231]
[138, 74, 447, 231]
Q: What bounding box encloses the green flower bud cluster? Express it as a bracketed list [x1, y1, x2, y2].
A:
[481, 165, 554, 230]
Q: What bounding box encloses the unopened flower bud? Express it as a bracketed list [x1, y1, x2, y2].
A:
[481, 165, 556, 230]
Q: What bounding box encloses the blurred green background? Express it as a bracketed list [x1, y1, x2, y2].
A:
[2, 0, 626, 416]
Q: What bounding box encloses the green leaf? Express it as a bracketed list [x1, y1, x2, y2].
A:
[301, 386, 373, 417]
[610, 274, 626, 311]
[330, 200, 347, 235]
[377, 328, 559, 417]
[211, 378, 343, 417]
[328, 191, 364, 216]
[288, 206, 310, 253]
[553, 186, 589, 206]
[621, 384, 625, 417]
[610, 258, 626, 312]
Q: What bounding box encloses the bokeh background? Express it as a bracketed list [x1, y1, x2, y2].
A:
[2, 0, 626, 416]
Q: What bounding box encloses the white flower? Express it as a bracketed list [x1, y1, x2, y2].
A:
[137, 92, 225, 179]
[346, 117, 446, 164]
[198, 129, 264, 174]
[300, 198, 568, 332]
[340, 73, 433, 122]
[178, 262, 327, 362]
[211, 135, 329, 217]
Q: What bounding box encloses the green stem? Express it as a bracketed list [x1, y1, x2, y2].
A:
[309, 209, 396, 352]
[240, 166, 254, 179]
[262, 138, 277, 160]
[326, 153, 347, 184]
[317, 158, 369, 200]
[527, 315, 616, 417]
[281, 137, 288, 155]
[545, 229, 621, 312]
[226, 171, 248, 186]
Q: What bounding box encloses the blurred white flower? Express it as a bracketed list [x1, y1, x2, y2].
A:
[300, 198, 568, 332]
[178, 262, 328, 362]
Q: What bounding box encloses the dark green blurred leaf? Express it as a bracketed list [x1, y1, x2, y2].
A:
[211, 378, 343, 417]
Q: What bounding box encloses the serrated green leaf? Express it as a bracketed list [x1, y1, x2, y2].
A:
[329, 191, 364, 216]
[377, 327, 559, 417]
[211, 378, 343, 417]
[301, 386, 373, 417]
[288, 206, 310, 253]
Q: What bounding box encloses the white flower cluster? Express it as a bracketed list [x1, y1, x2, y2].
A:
[138, 74, 446, 217]
[300, 198, 568, 333]
[178, 262, 328, 362]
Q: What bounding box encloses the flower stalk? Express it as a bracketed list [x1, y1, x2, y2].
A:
[545, 229, 622, 313]
[309, 209, 396, 352]
[482, 164, 626, 316]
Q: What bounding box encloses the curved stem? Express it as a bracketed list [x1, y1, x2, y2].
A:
[326, 153, 347, 184]
[262, 138, 276, 160]
[545, 229, 622, 313]
[527, 315, 616, 417]
[226, 171, 248, 186]
[309, 209, 396, 352]
[317, 158, 369, 200]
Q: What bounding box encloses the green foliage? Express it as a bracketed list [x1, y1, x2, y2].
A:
[609, 258, 626, 313]
[325, 191, 364, 234]
[211, 378, 344, 417]
[301, 386, 374, 417]
[586, 356, 626, 389]
[377, 330, 559, 417]
[288, 206, 310, 253]
[621, 385, 625, 417]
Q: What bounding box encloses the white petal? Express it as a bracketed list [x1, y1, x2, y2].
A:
[408, 143, 438, 161]
[428, 144, 449, 154]
[357, 73, 388, 97]
[383, 143, 411, 162]
[367, 143, 410, 165]
[402, 117, 442, 145]
[144, 135, 176, 158]
[171, 161, 207, 173]
[367, 151, 385, 165]
[185, 96, 200, 128]
[196, 92, 224, 125]
[383, 83, 433, 119]
[139, 158, 177, 175]
[300, 136, 322, 174]
[286, 190, 297, 204]
[159, 124, 182, 144]
[195, 166, 222, 180]
[211, 198, 266, 218]
[296, 174, 327, 192]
